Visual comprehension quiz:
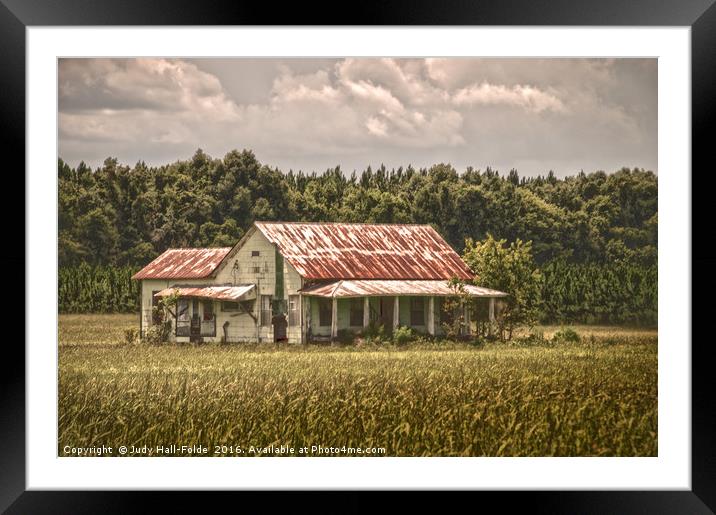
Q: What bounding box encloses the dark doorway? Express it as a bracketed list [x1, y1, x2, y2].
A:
[379, 297, 394, 328]
[272, 312, 288, 342]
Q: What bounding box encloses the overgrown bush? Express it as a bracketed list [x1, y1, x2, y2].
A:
[143, 321, 172, 345]
[363, 322, 390, 343]
[392, 326, 415, 346]
[552, 327, 581, 344]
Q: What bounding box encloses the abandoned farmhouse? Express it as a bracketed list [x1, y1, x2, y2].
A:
[132, 222, 507, 343]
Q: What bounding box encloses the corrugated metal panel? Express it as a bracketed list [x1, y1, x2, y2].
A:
[255, 222, 473, 280]
[154, 284, 256, 301]
[132, 248, 231, 280]
[300, 280, 508, 298]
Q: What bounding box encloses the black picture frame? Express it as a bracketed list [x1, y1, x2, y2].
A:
[3, 1, 713, 512]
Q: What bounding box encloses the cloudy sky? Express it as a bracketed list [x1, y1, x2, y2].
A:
[58, 57, 657, 177]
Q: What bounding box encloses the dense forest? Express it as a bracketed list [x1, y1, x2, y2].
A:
[58, 149, 657, 324]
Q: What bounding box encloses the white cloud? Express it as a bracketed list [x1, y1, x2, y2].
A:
[365, 116, 388, 137]
[60, 58, 239, 116]
[453, 82, 566, 113]
[237, 60, 465, 152]
[58, 57, 656, 176]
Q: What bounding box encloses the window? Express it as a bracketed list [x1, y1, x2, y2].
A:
[350, 298, 363, 326]
[177, 299, 190, 321]
[261, 295, 273, 326]
[288, 295, 300, 326]
[221, 301, 239, 312]
[411, 297, 425, 326]
[318, 298, 332, 327]
[251, 250, 260, 257]
[203, 300, 214, 321]
[252, 266, 262, 274]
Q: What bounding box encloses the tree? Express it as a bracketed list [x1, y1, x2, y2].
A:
[440, 278, 472, 339]
[57, 152, 658, 269]
[463, 235, 542, 340]
[76, 207, 120, 265]
[145, 289, 180, 344]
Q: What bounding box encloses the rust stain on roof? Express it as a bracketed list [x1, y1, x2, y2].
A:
[255, 222, 473, 280]
[154, 284, 256, 301]
[132, 248, 231, 280]
[300, 280, 507, 298]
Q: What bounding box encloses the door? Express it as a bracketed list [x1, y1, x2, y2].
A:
[176, 299, 190, 337]
[379, 297, 393, 328]
[273, 312, 288, 342]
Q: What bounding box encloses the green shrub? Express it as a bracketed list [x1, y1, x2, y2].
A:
[143, 321, 172, 345]
[552, 327, 581, 344]
[392, 326, 415, 346]
[363, 322, 390, 343]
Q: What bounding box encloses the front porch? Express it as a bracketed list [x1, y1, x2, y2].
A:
[149, 284, 257, 342]
[300, 279, 507, 342]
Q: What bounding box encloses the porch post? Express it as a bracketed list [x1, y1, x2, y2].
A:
[464, 299, 471, 335]
[489, 297, 495, 322]
[459, 299, 465, 336]
[331, 296, 338, 341]
[393, 296, 400, 329]
[427, 296, 435, 335]
[304, 296, 312, 343]
[300, 294, 306, 344]
[363, 296, 370, 328]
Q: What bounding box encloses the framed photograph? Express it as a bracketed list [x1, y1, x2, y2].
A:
[5, 0, 714, 512]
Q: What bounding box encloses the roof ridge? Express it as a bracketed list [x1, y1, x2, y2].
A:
[162, 247, 232, 251]
[255, 221, 433, 227]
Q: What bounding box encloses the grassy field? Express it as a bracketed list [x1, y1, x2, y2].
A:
[58, 314, 657, 457]
[59, 313, 138, 346]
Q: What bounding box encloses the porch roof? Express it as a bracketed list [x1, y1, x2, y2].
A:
[153, 284, 256, 301]
[299, 280, 508, 298]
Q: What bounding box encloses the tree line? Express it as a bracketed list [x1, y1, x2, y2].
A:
[58, 149, 657, 324]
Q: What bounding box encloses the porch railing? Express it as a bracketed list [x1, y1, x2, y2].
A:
[141, 310, 215, 338]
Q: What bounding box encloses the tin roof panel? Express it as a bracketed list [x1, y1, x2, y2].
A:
[255, 222, 473, 280]
[153, 284, 256, 301]
[300, 280, 508, 298]
[132, 248, 231, 280]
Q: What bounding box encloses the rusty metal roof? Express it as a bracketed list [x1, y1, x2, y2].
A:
[300, 280, 507, 298]
[132, 248, 231, 280]
[154, 284, 256, 301]
[255, 222, 473, 280]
